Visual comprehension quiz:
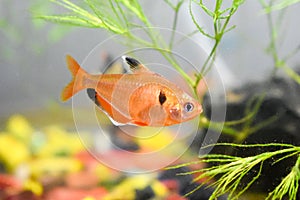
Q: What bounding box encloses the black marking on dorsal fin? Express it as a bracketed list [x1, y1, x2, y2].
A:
[122, 56, 141, 70]
[87, 88, 100, 106]
[122, 56, 154, 74]
[159, 91, 167, 105]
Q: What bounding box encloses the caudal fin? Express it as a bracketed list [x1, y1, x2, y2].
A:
[61, 55, 87, 101]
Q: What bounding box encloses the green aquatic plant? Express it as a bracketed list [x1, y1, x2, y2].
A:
[260, 0, 300, 84]
[35, 0, 194, 87]
[261, 0, 300, 13]
[168, 143, 300, 200]
[189, 0, 245, 89]
[192, 2, 300, 197]
[30, 0, 73, 43]
[266, 155, 300, 200]
[199, 93, 280, 146]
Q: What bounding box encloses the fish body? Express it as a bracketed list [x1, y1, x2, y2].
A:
[62, 55, 202, 126]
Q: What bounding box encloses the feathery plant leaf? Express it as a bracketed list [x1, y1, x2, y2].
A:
[169, 143, 300, 199]
[35, 0, 126, 33]
[37, 15, 102, 28]
[261, 0, 300, 13]
[266, 155, 300, 200]
[117, 0, 146, 23]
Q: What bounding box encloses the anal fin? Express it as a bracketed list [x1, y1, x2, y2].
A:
[86, 88, 131, 126]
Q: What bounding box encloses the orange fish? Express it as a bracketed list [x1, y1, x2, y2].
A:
[61, 55, 202, 126]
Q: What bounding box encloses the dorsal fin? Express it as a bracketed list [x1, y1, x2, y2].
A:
[122, 56, 153, 74]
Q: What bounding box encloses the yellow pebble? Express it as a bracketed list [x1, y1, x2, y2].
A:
[0, 133, 30, 171]
[29, 157, 82, 179]
[6, 114, 33, 142]
[151, 180, 168, 198]
[23, 179, 43, 196]
[36, 126, 86, 157]
[82, 197, 96, 200]
[103, 175, 153, 200]
[135, 128, 175, 151]
[95, 164, 113, 182]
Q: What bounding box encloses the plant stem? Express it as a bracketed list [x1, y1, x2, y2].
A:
[262, 0, 300, 84]
[169, 7, 179, 50]
[169, 0, 184, 50]
[193, 2, 240, 95]
[135, 5, 194, 87]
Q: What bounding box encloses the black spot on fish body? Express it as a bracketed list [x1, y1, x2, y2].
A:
[159, 91, 167, 105]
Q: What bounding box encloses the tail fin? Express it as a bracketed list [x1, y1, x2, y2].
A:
[61, 55, 88, 101]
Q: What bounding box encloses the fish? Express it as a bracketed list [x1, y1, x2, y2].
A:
[61, 55, 202, 126]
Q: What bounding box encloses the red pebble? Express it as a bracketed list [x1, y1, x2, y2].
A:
[0, 174, 22, 190]
[4, 191, 41, 200]
[65, 171, 99, 189]
[44, 187, 107, 200]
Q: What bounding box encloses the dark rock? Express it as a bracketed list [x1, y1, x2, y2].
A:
[199, 75, 300, 193]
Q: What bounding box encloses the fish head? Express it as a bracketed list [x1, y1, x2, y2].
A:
[168, 93, 203, 124]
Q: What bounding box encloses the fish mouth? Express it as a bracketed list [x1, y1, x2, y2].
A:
[197, 105, 203, 115]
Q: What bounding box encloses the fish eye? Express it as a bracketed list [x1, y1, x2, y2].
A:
[184, 102, 194, 112]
